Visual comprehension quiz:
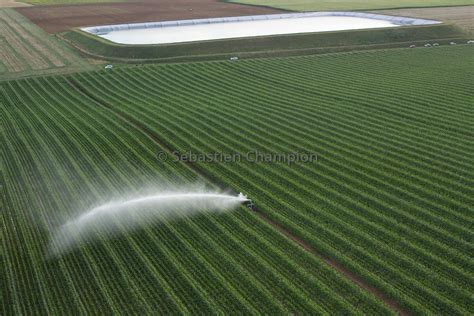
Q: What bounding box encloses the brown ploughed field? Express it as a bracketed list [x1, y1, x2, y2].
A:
[16, 0, 286, 33]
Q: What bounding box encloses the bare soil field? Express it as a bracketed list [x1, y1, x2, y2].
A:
[16, 0, 286, 33]
[372, 6, 474, 34]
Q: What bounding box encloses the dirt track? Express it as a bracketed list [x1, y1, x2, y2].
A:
[16, 0, 286, 33]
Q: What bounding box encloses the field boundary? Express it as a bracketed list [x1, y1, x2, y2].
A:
[64, 34, 469, 64]
[64, 76, 410, 315]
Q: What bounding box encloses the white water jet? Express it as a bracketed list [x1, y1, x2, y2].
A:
[48, 191, 248, 257]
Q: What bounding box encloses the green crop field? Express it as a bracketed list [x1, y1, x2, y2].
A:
[0, 9, 92, 80]
[2, 45, 473, 314]
[227, 0, 474, 11]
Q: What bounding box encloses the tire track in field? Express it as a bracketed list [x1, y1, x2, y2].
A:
[65, 76, 232, 191]
[253, 209, 409, 315]
[65, 76, 410, 316]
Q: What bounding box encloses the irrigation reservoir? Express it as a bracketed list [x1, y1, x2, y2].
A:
[82, 12, 440, 45]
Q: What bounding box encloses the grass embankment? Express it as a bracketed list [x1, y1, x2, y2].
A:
[225, 0, 474, 11]
[64, 23, 466, 62]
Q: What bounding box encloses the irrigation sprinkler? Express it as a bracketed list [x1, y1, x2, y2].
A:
[238, 192, 256, 212]
[49, 191, 249, 256]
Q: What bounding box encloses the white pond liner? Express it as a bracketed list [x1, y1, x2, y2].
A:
[82, 12, 441, 45]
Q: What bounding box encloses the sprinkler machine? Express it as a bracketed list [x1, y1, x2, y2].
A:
[238, 192, 256, 212]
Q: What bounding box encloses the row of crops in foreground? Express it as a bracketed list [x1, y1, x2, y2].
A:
[1, 73, 392, 313]
[66, 45, 473, 314]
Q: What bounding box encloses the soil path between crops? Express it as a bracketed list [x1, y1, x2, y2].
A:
[66, 77, 410, 316]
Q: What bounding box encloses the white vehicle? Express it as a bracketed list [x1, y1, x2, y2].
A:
[424, 43, 432, 47]
[433, 43, 439, 46]
[104, 64, 113, 69]
[450, 42, 457, 45]
[467, 40, 474, 44]
[409, 44, 416, 48]
[229, 56, 239, 61]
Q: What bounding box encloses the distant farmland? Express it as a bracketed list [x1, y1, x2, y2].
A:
[0, 9, 91, 80]
[370, 6, 474, 35]
[227, 0, 474, 11]
[2, 46, 473, 314]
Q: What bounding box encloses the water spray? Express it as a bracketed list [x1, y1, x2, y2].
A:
[48, 190, 251, 258]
